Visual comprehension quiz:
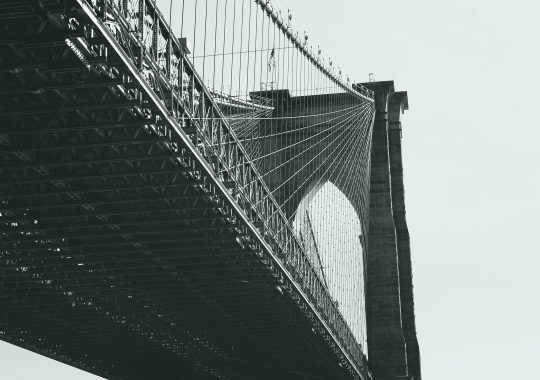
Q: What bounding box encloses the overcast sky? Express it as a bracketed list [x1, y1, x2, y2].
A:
[2, 0, 539, 379]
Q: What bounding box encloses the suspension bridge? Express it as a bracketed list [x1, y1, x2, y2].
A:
[0, 1, 420, 379]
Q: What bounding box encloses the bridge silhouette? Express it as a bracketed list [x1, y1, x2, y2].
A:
[0, 1, 420, 379]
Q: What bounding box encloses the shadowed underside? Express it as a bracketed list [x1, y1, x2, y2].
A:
[0, 1, 372, 379]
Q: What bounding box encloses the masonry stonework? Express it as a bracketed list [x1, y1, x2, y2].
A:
[361, 81, 421, 380]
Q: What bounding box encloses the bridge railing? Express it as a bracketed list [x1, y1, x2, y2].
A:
[72, 0, 372, 377]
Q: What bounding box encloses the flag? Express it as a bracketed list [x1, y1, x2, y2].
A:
[268, 47, 275, 72]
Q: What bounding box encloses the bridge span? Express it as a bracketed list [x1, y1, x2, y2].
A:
[0, 1, 420, 379]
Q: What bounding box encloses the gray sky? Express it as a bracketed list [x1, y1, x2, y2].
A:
[2, 0, 539, 379]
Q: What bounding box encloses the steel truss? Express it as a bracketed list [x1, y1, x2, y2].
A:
[0, 0, 374, 379]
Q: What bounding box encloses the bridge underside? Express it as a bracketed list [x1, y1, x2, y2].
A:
[0, 2, 361, 379]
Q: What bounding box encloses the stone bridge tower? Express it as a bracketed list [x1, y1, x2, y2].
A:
[360, 81, 421, 380]
[248, 80, 421, 380]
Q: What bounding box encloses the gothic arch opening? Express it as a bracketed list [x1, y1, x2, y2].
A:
[293, 181, 367, 348]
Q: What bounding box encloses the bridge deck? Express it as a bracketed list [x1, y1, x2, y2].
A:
[0, 1, 361, 379]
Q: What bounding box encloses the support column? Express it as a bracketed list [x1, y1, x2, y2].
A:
[388, 92, 421, 380]
[361, 81, 408, 380]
